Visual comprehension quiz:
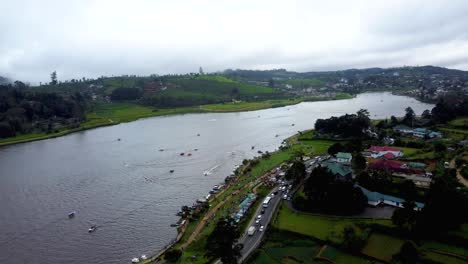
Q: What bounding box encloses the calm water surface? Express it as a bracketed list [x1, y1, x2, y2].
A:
[0, 93, 433, 263]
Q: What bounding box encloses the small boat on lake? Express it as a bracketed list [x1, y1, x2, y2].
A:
[180, 152, 185, 156]
[88, 225, 97, 233]
[187, 153, 192, 156]
[68, 211, 76, 219]
[131, 257, 140, 263]
[170, 170, 175, 173]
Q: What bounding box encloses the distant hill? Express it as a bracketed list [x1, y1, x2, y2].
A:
[0, 76, 10, 85]
[222, 66, 468, 81]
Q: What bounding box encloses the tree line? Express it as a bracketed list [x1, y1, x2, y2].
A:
[0, 84, 86, 138]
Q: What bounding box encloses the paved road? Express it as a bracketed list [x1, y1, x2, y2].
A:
[237, 187, 282, 263]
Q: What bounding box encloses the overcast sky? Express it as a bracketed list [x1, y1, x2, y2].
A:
[1, 0, 468, 83]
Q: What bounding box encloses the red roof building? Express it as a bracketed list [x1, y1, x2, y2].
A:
[369, 146, 402, 152]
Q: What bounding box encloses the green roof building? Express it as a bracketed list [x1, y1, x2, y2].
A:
[336, 152, 352, 164]
[322, 161, 353, 181]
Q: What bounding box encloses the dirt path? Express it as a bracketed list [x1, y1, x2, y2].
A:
[450, 159, 468, 187]
[180, 174, 270, 249]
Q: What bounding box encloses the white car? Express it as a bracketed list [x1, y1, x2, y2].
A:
[255, 219, 261, 225]
[282, 194, 288, 200]
[257, 215, 262, 220]
[259, 226, 265, 232]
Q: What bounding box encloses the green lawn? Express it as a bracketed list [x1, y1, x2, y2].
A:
[273, 206, 392, 244]
[448, 117, 468, 128]
[361, 233, 404, 262]
[248, 230, 376, 264]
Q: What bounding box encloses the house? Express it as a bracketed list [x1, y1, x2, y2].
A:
[368, 146, 403, 159]
[336, 152, 352, 164]
[393, 125, 413, 134]
[322, 162, 353, 181]
[428, 131, 442, 138]
[413, 128, 429, 138]
[411, 128, 443, 139]
[383, 152, 396, 159]
[356, 185, 424, 210]
[383, 137, 395, 145]
[370, 159, 410, 174]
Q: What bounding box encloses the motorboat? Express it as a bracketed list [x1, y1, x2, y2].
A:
[88, 225, 97, 233]
[68, 211, 76, 219]
[180, 152, 185, 156]
[140, 255, 147, 260]
[131, 257, 140, 263]
[170, 170, 175, 173]
[187, 153, 192, 156]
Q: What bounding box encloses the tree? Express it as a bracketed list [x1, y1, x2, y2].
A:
[199, 66, 204, 75]
[394, 241, 419, 264]
[328, 142, 344, 155]
[433, 141, 446, 153]
[352, 152, 367, 173]
[403, 107, 415, 127]
[205, 217, 241, 263]
[421, 109, 431, 119]
[164, 248, 182, 262]
[285, 161, 306, 185]
[50, 71, 57, 85]
[416, 172, 468, 234]
[342, 225, 368, 250]
[268, 78, 274, 88]
[390, 115, 398, 125]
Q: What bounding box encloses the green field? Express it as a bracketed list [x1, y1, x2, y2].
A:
[361, 233, 404, 262]
[248, 230, 374, 264]
[448, 117, 468, 128]
[273, 206, 392, 244]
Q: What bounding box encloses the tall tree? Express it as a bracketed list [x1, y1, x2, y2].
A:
[352, 152, 367, 173]
[285, 161, 306, 185]
[205, 217, 242, 264]
[403, 107, 415, 127]
[50, 71, 57, 85]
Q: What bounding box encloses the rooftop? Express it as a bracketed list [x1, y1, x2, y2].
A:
[323, 161, 352, 177]
[336, 152, 352, 159]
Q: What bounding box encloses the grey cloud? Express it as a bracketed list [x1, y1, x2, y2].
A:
[1, 0, 468, 83]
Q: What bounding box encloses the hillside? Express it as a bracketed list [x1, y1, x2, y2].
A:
[0, 76, 9, 85]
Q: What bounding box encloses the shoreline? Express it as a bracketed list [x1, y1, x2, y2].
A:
[0, 94, 354, 147]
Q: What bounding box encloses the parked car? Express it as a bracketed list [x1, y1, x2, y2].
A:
[259, 226, 265, 232]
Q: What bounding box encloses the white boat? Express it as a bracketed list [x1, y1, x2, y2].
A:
[131, 257, 140, 263]
[68, 211, 76, 219]
[88, 225, 97, 233]
[140, 255, 147, 260]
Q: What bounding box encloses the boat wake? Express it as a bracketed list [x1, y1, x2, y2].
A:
[203, 164, 220, 176]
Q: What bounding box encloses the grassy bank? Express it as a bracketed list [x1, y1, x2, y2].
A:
[0, 93, 353, 147]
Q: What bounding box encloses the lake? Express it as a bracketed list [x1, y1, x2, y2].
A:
[0, 92, 433, 264]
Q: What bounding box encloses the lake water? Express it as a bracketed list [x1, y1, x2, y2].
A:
[0, 92, 433, 264]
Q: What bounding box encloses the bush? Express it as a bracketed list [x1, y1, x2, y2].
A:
[164, 248, 182, 262]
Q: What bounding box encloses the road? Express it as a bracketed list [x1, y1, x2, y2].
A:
[237, 187, 282, 263]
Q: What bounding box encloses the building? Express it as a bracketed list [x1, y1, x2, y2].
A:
[322, 161, 353, 181]
[367, 146, 403, 159]
[393, 125, 413, 134]
[413, 128, 429, 138]
[336, 152, 352, 164]
[356, 185, 424, 210]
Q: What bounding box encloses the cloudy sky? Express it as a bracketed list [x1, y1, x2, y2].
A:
[1, 0, 468, 83]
